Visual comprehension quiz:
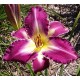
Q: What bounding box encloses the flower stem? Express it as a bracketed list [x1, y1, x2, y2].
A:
[59, 64, 64, 76]
[26, 63, 35, 76]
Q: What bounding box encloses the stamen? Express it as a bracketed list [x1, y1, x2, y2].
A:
[34, 34, 43, 48]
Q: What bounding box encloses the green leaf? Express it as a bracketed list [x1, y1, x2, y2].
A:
[0, 71, 11, 76]
[59, 64, 64, 76]
[0, 5, 7, 20]
[26, 63, 35, 76]
[0, 13, 7, 20]
[69, 11, 80, 40]
[0, 46, 3, 55]
[44, 69, 48, 76]
[48, 9, 63, 19]
[44, 6, 63, 20]
[0, 43, 9, 46]
[77, 65, 80, 76]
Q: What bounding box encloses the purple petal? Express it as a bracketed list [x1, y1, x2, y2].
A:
[49, 21, 69, 37]
[11, 28, 29, 39]
[24, 6, 49, 37]
[3, 39, 37, 64]
[43, 37, 78, 64]
[32, 54, 49, 73]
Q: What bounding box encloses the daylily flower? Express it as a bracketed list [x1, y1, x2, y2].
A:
[4, 4, 21, 30]
[3, 6, 78, 73]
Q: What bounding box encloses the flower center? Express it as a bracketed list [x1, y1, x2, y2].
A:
[34, 34, 43, 48]
[33, 33, 49, 52]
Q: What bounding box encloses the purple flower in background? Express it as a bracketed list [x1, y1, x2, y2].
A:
[3, 6, 78, 73]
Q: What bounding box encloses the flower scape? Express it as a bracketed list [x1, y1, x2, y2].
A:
[3, 6, 78, 73]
